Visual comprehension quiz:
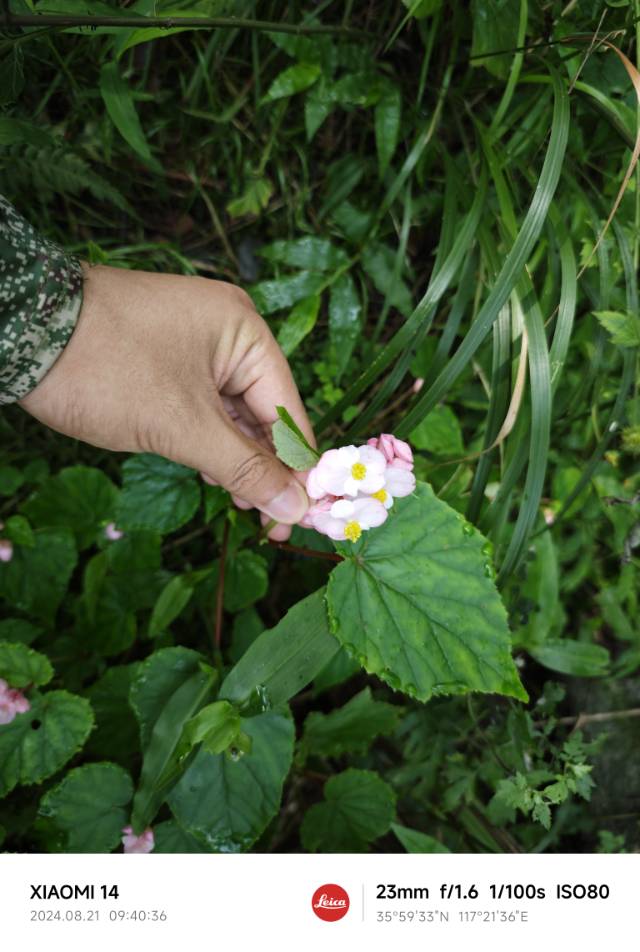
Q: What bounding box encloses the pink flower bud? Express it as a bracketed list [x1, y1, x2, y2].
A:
[121, 825, 155, 854]
[104, 523, 124, 541]
[412, 377, 425, 394]
[378, 433, 395, 463]
[0, 678, 30, 725]
[0, 540, 13, 563]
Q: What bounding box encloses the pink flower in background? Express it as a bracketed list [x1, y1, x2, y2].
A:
[412, 377, 425, 394]
[299, 495, 335, 529]
[0, 678, 30, 725]
[0, 539, 13, 563]
[121, 825, 155, 854]
[311, 496, 387, 542]
[306, 445, 386, 499]
[104, 523, 124, 541]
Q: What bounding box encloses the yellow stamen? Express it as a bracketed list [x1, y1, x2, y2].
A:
[372, 489, 388, 504]
[351, 462, 366, 480]
[344, 521, 362, 542]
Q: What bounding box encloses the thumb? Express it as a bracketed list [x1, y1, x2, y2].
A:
[200, 419, 309, 524]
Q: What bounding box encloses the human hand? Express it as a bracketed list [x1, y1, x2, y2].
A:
[19, 264, 313, 539]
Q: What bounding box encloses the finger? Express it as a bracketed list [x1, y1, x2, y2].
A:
[240, 333, 317, 449]
[260, 511, 292, 542]
[189, 413, 309, 524]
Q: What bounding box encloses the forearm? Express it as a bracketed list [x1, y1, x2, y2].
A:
[0, 194, 83, 405]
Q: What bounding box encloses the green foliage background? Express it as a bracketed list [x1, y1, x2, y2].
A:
[0, 0, 639, 853]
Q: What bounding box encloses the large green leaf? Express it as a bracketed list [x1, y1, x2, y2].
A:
[84, 664, 141, 764]
[0, 641, 53, 688]
[326, 482, 527, 702]
[0, 691, 94, 797]
[0, 528, 77, 623]
[116, 454, 201, 534]
[21, 466, 118, 549]
[300, 687, 403, 759]
[168, 711, 294, 852]
[39, 763, 133, 853]
[249, 271, 326, 315]
[148, 575, 195, 637]
[220, 587, 339, 710]
[0, 619, 43, 646]
[301, 768, 396, 852]
[153, 819, 211, 853]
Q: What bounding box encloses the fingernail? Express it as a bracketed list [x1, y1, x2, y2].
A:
[264, 482, 308, 524]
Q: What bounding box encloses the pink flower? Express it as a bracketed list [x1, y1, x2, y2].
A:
[306, 445, 386, 499]
[0, 539, 13, 563]
[0, 678, 30, 725]
[299, 495, 335, 529]
[412, 378, 425, 394]
[311, 496, 387, 542]
[121, 825, 155, 854]
[104, 523, 124, 541]
[368, 434, 413, 468]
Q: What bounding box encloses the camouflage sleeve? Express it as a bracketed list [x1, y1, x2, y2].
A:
[0, 194, 83, 405]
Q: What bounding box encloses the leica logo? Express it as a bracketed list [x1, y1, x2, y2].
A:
[314, 894, 347, 908]
[311, 884, 350, 922]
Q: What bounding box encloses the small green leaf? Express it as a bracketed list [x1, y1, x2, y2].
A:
[528, 640, 610, 677]
[249, 271, 326, 314]
[148, 575, 194, 638]
[39, 763, 134, 853]
[99, 61, 162, 172]
[277, 294, 321, 357]
[178, 700, 244, 757]
[272, 404, 318, 470]
[226, 177, 273, 218]
[22, 466, 118, 549]
[361, 243, 413, 316]
[391, 822, 451, 853]
[329, 273, 362, 378]
[594, 310, 640, 347]
[0, 641, 53, 688]
[375, 85, 402, 177]
[326, 482, 527, 703]
[301, 687, 403, 758]
[262, 63, 321, 103]
[116, 454, 201, 534]
[301, 768, 396, 852]
[168, 710, 294, 852]
[260, 237, 348, 272]
[0, 691, 94, 797]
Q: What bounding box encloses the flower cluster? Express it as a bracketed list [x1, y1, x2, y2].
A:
[121, 825, 155, 854]
[302, 433, 415, 542]
[0, 679, 30, 726]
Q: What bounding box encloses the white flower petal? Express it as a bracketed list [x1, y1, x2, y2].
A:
[358, 445, 387, 471]
[385, 466, 416, 497]
[352, 497, 388, 529]
[331, 499, 355, 519]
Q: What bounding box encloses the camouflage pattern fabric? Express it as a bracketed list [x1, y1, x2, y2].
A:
[0, 194, 83, 405]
